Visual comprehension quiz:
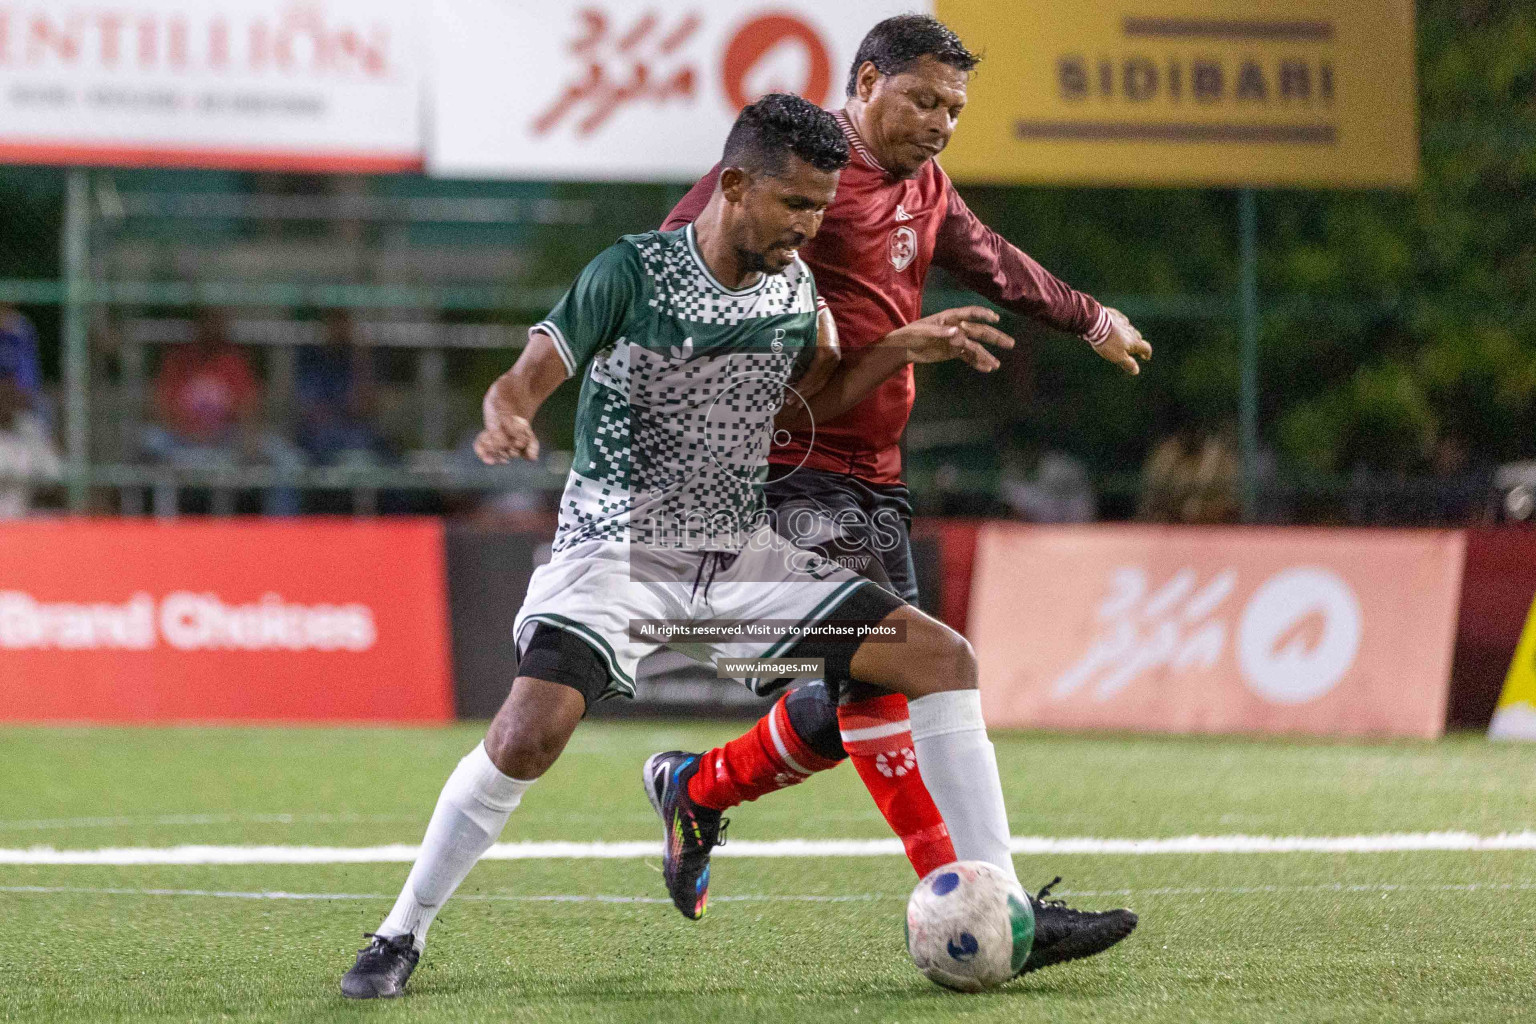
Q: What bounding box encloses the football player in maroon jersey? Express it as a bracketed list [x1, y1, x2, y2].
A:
[642, 15, 1148, 975]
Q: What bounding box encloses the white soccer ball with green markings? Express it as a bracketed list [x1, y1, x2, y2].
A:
[905, 860, 1034, 992]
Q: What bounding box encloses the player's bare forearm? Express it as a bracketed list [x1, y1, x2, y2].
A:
[475, 330, 569, 464]
[791, 305, 841, 399]
[776, 341, 908, 431]
[776, 307, 1014, 430]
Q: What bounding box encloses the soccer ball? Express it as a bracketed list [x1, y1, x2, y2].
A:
[905, 861, 1034, 992]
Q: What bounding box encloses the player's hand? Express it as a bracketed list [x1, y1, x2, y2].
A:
[795, 304, 842, 398]
[885, 306, 1015, 372]
[1093, 307, 1152, 375]
[475, 415, 538, 463]
[477, 377, 539, 463]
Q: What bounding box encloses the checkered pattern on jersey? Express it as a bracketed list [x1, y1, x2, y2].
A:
[628, 349, 796, 550]
[554, 379, 632, 551]
[633, 232, 810, 326]
[549, 229, 816, 554]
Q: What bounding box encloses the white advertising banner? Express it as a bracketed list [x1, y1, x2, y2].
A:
[429, 0, 919, 181]
[0, 0, 423, 171]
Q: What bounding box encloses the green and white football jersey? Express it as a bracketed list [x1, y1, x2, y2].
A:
[534, 224, 820, 553]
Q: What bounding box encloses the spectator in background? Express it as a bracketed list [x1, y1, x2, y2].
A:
[0, 358, 60, 518]
[1001, 448, 1097, 523]
[1140, 426, 1240, 524]
[1428, 433, 1493, 524]
[295, 310, 391, 467]
[0, 304, 48, 424]
[142, 308, 304, 515]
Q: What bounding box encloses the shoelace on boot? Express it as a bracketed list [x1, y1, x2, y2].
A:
[356, 932, 413, 959]
[1032, 876, 1107, 924]
[1033, 876, 1067, 909]
[688, 811, 730, 849]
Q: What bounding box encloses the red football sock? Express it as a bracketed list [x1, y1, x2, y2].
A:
[688, 694, 841, 810]
[837, 694, 956, 877]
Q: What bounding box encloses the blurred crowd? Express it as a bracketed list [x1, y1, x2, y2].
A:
[139, 308, 396, 515]
[0, 301, 1530, 527]
[129, 307, 555, 524]
[0, 303, 60, 517]
[0, 304, 557, 523]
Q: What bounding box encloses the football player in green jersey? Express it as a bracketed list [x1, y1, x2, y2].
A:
[342, 93, 1014, 999]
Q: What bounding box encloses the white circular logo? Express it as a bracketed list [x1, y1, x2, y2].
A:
[1237, 568, 1362, 704]
[889, 226, 917, 272]
[702, 373, 812, 483]
[876, 747, 917, 778]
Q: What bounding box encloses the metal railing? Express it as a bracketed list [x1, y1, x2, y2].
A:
[15, 170, 605, 513]
[4, 169, 1476, 520]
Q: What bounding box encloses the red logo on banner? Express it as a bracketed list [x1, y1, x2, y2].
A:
[0, 5, 394, 78]
[970, 525, 1466, 739]
[532, 9, 701, 138]
[532, 8, 834, 138]
[721, 13, 831, 111]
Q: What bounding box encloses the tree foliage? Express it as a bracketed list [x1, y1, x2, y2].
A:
[946, 0, 1536, 482]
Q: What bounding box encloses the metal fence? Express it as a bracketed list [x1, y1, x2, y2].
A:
[0, 167, 1526, 526]
[2, 169, 631, 513]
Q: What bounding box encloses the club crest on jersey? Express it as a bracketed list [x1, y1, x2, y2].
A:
[889, 226, 917, 272]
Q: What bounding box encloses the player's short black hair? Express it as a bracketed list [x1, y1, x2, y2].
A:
[845, 14, 980, 97]
[721, 93, 849, 176]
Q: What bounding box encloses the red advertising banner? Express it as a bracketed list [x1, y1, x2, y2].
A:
[0, 519, 451, 722]
[971, 525, 1465, 739]
[1450, 529, 1536, 729]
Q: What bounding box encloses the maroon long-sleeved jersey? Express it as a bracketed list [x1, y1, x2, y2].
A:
[662, 110, 1110, 485]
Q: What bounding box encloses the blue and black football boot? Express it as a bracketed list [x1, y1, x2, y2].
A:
[643, 750, 728, 920]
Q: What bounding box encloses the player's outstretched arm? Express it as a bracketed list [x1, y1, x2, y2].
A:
[777, 306, 1013, 430]
[473, 330, 570, 464]
[934, 184, 1150, 374]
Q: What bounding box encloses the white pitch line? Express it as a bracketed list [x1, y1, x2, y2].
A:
[0, 813, 418, 832]
[1006, 832, 1536, 855]
[1054, 881, 1536, 898]
[4, 882, 1534, 903]
[4, 831, 1536, 866]
[0, 885, 881, 905]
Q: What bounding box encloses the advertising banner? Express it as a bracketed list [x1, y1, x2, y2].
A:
[428, 0, 915, 180]
[934, 0, 1417, 187]
[971, 525, 1464, 738]
[445, 524, 540, 719]
[1449, 529, 1536, 729]
[0, 0, 424, 171]
[0, 519, 451, 721]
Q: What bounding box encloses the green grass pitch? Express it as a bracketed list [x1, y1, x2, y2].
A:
[2, 722, 1534, 1023]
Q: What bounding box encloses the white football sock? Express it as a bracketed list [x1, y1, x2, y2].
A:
[908, 689, 1018, 885]
[376, 742, 534, 949]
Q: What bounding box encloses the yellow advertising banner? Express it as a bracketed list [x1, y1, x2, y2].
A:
[1488, 594, 1536, 741]
[935, 0, 1417, 188]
